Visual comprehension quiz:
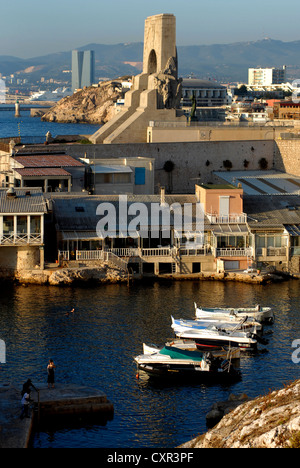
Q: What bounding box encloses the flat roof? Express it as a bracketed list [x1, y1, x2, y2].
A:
[214, 170, 300, 196]
[92, 165, 133, 174]
[182, 78, 225, 90]
[199, 183, 238, 190]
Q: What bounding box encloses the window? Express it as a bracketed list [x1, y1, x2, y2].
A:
[30, 216, 41, 234]
[96, 174, 113, 184]
[17, 216, 27, 234]
[135, 167, 146, 185]
[3, 216, 13, 235]
[114, 173, 131, 184]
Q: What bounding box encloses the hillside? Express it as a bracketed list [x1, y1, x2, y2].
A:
[2, 38, 300, 83]
[41, 80, 124, 125]
[181, 379, 300, 448]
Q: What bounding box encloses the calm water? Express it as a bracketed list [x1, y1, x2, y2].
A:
[0, 279, 299, 448]
[0, 106, 100, 139]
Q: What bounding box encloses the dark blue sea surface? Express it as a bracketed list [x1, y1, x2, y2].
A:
[0, 106, 100, 139]
[0, 279, 299, 448]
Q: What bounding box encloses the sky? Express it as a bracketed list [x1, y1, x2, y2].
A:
[1, 0, 300, 58]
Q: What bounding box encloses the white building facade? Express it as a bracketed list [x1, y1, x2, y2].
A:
[248, 66, 286, 86]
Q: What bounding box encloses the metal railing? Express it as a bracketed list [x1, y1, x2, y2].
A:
[215, 247, 253, 257]
[0, 233, 43, 246]
[76, 250, 104, 261]
[206, 213, 247, 224]
[141, 248, 172, 257]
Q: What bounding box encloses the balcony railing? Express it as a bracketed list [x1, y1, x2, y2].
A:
[215, 247, 253, 257]
[141, 248, 172, 257]
[0, 233, 43, 246]
[256, 247, 288, 258]
[180, 245, 211, 256]
[206, 213, 247, 224]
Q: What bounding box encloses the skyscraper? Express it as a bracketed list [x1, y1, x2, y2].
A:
[72, 50, 95, 91]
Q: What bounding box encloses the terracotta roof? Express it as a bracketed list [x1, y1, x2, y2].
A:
[14, 154, 84, 168]
[15, 168, 71, 177]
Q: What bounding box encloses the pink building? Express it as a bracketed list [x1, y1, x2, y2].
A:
[196, 184, 253, 271]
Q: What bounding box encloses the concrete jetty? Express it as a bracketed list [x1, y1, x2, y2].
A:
[0, 383, 114, 448]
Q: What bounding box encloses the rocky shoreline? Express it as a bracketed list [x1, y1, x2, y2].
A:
[40, 80, 124, 125]
[180, 379, 300, 448]
[0, 264, 292, 287]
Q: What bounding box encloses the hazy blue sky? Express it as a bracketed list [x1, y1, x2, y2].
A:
[2, 0, 300, 58]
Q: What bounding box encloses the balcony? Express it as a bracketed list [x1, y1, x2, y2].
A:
[0, 233, 43, 246]
[206, 213, 247, 224]
[256, 247, 288, 260]
[215, 247, 253, 258]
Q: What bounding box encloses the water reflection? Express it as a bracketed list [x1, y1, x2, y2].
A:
[0, 279, 299, 448]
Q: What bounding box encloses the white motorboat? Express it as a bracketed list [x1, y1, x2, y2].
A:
[143, 340, 241, 361]
[171, 316, 263, 335]
[171, 317, 259, 350]
[134, 345, 241, 382]
[194, 303, 274, 324]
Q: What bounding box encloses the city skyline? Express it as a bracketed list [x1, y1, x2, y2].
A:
[1, 0, 300, 59]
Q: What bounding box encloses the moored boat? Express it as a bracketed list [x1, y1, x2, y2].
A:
[143, 340, 241, 361]
[134, 345, 241, 382]
[195, 303, 274, 324]
[171, 317, 259, 350]
[172, 316, 263, 335]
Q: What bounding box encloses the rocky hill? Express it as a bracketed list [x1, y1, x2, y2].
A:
[41, 79, 124, 125]
[181, 379, 300, 448]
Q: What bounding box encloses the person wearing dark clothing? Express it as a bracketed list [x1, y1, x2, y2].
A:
[21, 379, 38, 397]
[47, 359, 56, 388]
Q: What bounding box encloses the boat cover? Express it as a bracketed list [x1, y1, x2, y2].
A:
[159, 346, 204, 361]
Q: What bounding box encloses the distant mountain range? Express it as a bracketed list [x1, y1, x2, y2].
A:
[1, 38, 300, 83]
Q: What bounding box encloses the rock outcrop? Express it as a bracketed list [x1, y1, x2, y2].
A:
[15, 263, 127, 286]
[41, 80, 125, 125]
[181, 379, 300, 448]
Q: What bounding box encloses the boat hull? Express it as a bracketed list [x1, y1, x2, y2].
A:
[136, 362, 241, 383]
[195, 306, 274, 324]
[144, 341, 241, 361]
[194, 338, 256, 350]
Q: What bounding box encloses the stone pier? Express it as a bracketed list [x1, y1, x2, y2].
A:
[0, 384, 114, 448]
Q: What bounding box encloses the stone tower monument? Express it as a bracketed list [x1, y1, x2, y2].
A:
[90, 13, 185, 144]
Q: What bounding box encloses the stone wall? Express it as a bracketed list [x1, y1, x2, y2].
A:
[274, 139, 300, 176]
[0, 246, 40, 270]
[22, 136, 300, 194]
[62, 140, 274, 193]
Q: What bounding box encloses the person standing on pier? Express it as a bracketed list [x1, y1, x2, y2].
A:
[20, 392, 30, 419]
[47, 359, 56, 389]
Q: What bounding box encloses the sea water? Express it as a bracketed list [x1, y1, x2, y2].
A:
[0, 279, 299, 448]
[0, 106, 100, 140]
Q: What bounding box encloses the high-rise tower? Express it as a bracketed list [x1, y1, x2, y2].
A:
[72, 50, 95, 91]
